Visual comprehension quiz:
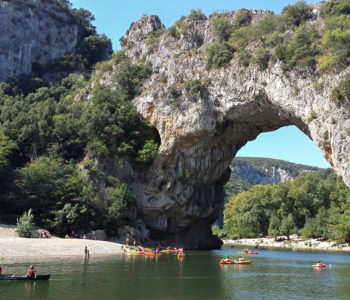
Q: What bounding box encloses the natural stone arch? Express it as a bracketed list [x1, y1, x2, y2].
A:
[120, 12, 350, 249]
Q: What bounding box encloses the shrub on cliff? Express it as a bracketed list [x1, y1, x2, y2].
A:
[16, 209, 34, 238]
[206, 42, 235, 68]
[211, 15, 233, 42]
[331, 72, 350, 103]
[253, 49, 271, 70]
[184, 79, 208, 97]
[281, 0, 312, 26]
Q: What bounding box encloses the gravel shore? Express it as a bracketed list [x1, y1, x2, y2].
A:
[0, 225, 124, 260]
[224, 237, 350, 252]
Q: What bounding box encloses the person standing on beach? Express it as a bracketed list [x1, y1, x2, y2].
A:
[85, 246, 88, 257]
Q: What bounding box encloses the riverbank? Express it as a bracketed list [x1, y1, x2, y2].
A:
[0, 225, 124, 260]
[223, 237, 350, 252]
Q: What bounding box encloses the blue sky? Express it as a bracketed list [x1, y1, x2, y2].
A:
[70, 0, 331, 169]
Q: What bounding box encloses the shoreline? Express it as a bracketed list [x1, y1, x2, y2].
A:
[223, 237, 350, 253]
[0, 225, 124, 262]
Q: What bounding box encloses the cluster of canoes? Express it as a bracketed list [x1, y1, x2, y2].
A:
[124, 245, 185, 258]
[221, 250, 329, 269]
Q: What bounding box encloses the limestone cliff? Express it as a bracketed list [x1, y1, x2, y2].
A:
[0, 0, 111, 80]
[111, 7, 350, 249]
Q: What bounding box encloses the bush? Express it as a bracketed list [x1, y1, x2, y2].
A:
[282, 25, 319, 71]
[146, 28, 165, 47]
[105, 182, 136, 236]
[282, 0, 312, 26]
[211, 15, 232, 42]
[184, 79, 207, 97]
[331, 72, 350, 103]
[188, 9, 206, 20]
[168, 26, 180, 39]
[234, 10, 252, 27]
[317, 55, 338, 72]
[206, 42, 235, 69]
[320, 0, 350, 18]
[253, 49, 271, 70]
[16, 209, 34, 237]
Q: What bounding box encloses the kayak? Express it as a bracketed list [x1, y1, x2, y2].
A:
[234, 260, 252, 264]
[220, 259, 252, 265]
[146, 253, 161, 257]
[313, 264, 326, 268]
[237, 251, 259, 254]
[161, 249, 181, 254]
[220, 259, 234, 265]
[0, 274, 50, 281]
[125, 251, 145, 255]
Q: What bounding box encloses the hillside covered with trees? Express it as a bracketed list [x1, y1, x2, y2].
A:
[0, 0, 159, 237]
[219, 169, 350, 243]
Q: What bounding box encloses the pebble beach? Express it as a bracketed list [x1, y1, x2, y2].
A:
[0, 225, 124, 262]
[224, 236, 350, 252]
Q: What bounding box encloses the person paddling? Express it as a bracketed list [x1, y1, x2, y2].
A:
[26, 265, 36, 279]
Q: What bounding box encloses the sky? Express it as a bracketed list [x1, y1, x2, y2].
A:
[70, 0, 331, 169]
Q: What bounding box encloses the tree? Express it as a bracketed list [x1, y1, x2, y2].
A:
[16, 209, 34, 238]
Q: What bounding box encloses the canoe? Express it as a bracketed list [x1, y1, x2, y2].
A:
[312, 264, 326, 268]
[237, 251, 259, 254]
[0, 274, 50, 281]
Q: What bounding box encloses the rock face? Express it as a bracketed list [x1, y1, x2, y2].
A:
[0, 0, 82, 80]
[233, 163, 293, 186]
[116, 9, 350, 249]
[230, 157, 323, 186]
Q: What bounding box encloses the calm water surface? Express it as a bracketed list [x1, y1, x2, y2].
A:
[1, 248, 350, 299]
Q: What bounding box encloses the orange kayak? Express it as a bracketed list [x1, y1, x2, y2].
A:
[146, 253, 161, 257]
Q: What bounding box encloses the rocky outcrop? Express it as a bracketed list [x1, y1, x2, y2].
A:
[232, 164, 293, 185]
[0, 0, 83, 80]
[230, 157, 323, 186]
[112, 8, 350, 249]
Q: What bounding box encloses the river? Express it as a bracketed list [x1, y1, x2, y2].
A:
[1, 248, 350, 299]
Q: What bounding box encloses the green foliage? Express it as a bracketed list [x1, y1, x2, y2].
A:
[146, 28, 165, 47]
[223, 168, 350, 241]
[114, 58, 152, 100]
[105, 181, 135, 236]
[16, 209, 34, 238]
[211, 15, 233, 42]
[188, 9, 206, 20]
[320, 0, 350, 18]
[206, 42, 234, 69]
[184, 79, 207, 97]
[331, 72, 350, 103]
[253, 49, 271, 70]
[112, 50, 127, 65]
[168, 26, 180, 39]
[78, 34, 112, 68]
[281, 25, 319, 71]
[281, 0, 312, 26]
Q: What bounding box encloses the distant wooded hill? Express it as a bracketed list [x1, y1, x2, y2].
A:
[225, 157, 328, 200]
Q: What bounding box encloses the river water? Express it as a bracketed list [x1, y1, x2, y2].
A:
[1, 248, 350, 299]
